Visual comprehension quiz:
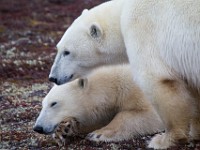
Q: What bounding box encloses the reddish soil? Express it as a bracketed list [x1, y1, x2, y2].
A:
[0, 0, 200, 149]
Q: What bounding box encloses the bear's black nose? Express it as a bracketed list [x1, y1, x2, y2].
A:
[49, 77, 57, 84]
[33, 125, 44, 134]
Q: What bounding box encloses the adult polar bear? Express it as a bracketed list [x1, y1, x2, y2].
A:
[49, 0, 200, 149]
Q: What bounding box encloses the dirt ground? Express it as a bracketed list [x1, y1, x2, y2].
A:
[0, 0, 200, 149]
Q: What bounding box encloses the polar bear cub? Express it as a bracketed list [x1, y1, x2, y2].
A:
[49, 0, 200, 148]
[34, 65, 164, 146]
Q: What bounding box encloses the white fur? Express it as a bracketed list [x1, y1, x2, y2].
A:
[49, 0, 200, 148]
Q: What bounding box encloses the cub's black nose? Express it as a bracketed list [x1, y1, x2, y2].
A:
[33, 125, 44, 134]
[49, 77, 57, 84]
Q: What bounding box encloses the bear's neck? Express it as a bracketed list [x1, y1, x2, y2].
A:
[107, 0, 129, 65]
[94, 0, 128, 65]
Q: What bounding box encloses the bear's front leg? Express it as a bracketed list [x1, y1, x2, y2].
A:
[130, 68, 192, 149]
[190, 115, 200, 140]
[86, 109, 164, 142]
[145, 78, 193, 149]
[131, 75, 193, 149]
[189, 96, 200, 140]
[52, 117, 79, 147]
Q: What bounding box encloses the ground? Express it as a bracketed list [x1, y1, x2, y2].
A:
[0, 0, 200, 149]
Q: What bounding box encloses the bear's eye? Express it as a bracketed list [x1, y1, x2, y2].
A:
[50, 102, 57, 107]
[78, 78, 88, 88]
[78, 79, 84, 88]
[63, 51, 70, 56]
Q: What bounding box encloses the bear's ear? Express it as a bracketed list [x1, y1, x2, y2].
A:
[78, 78, 88, 88]
[82, 9, 89, 15]
[89, 23, 102, 38]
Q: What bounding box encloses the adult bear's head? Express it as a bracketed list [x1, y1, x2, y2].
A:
[49, 1, 127, 85]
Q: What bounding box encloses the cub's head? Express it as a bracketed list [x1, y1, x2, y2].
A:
[33, 78, 88, 135]
[49, 2, 127, 85]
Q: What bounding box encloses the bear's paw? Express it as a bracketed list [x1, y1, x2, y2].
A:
[86, 128, 119, 142]
[52, 118, 79, 147]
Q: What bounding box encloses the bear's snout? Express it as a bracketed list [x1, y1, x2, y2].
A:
[49, 77, 58, 84]
[33, 124, 57, 135]
[49, 74, 74, 85]
[33, 125, 44, 134]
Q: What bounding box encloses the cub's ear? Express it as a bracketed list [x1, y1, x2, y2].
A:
[89, 23, 102, 38]
[78, 78, 88, 88]
[82, 9, 89, 15]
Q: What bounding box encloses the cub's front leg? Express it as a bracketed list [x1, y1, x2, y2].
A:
[86, 110, 164, 142]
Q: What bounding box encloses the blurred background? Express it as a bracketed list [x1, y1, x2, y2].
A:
[0, 0, 107, 81]
[0, 0, 199, 149]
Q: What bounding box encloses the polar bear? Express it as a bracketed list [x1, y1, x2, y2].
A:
[49, 0, 200, 149]
[34, 65, 164, 147]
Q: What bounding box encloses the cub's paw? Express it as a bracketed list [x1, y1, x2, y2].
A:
[52, 118, 79, 147]
[86, 128, 118, 142]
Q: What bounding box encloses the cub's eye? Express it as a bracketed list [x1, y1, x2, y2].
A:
[50, 102, 57, 107]
[63, 51, 70, 56]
